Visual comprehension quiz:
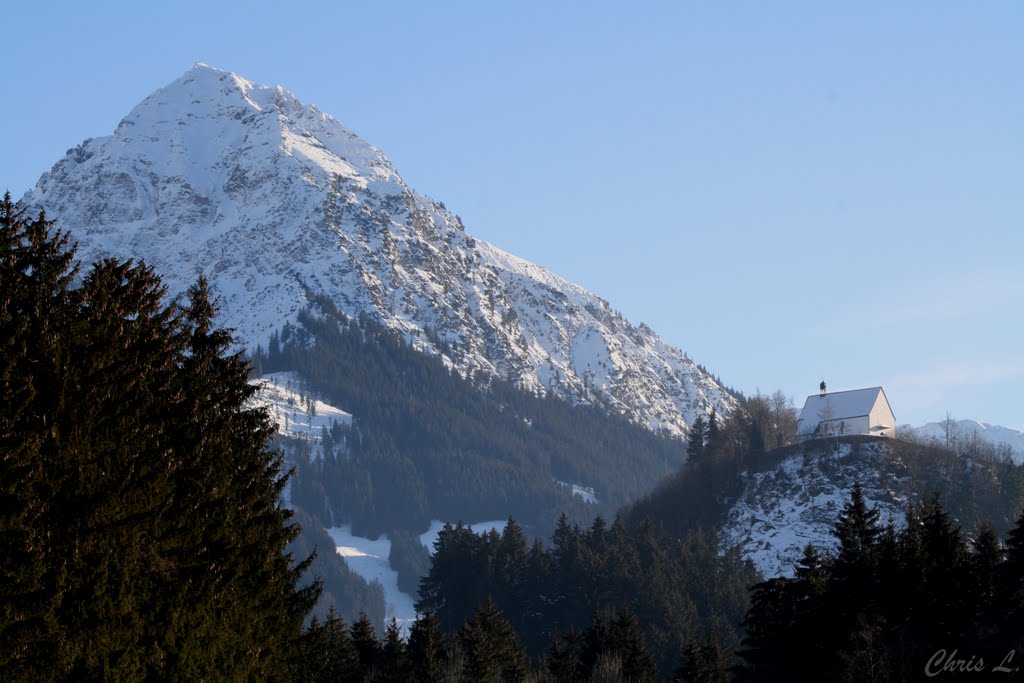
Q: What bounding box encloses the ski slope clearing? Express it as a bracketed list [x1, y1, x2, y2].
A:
[326, 525, 416, 632]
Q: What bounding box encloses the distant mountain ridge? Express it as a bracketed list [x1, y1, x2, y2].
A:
[902, 418, 1024, 461]
[21, 63, 735, 436]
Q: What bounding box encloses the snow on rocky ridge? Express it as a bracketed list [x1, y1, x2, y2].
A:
[21, 63, 735, 437]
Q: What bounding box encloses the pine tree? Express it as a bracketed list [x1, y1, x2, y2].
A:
[687, 414, 708, 463]
[408, 609, 447, 683]
[609, 604, 657, 682]
[350, 611, 381, 677]
[458, 597, 528, 682]
[546, 627, 585, 681]
[0, 212, 318, 680]
[380, 617, 412, 681]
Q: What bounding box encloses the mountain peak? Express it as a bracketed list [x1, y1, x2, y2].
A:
[22, 67, 737, 437]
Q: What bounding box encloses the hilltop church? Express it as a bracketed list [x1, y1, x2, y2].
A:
[796, 384, 896, 440]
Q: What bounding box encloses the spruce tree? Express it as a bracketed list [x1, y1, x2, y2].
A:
[0, 212, 318, 680]
[972, 521, 1002, 606]
[687, 414, 708, 463]
[674, 638, 728, 683]
[831, 480, 881, 611]
[458, 597, 528, 682]
[546, 627, 585, 681]
[350, 611, 381, 677]
[609, 604, 657, 682]
[0, 200, 73, 678]
[380, 617, 412, 681]
[408, 609, 446, 683]
[306, 609, 360, 683]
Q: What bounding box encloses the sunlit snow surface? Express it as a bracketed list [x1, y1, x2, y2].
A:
[721, 442, 907, 579]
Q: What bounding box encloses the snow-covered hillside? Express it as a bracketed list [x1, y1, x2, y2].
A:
[721, 441, 910, 578]
[902, 419, 1024, 462]
[249, 371, 351, 459]
[22, 63, 735, 437]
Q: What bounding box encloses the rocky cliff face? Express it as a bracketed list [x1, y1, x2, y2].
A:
[22, 63, 736, 436]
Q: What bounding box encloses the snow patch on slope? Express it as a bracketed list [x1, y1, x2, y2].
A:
[250, 372, 352, 458]
[555, 480, 599, 504]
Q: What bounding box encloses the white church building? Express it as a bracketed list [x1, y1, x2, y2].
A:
[796, 385, 896, 440]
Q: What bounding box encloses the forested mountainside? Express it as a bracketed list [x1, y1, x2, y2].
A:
[21, 63, 736, 439]
[256, 298, 693, 541]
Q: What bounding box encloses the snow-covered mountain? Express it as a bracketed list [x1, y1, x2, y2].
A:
[902, 419, 1024, 461]
[22, 63, 735, 436]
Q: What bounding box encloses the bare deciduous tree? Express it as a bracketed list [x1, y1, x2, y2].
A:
[941, 412, 961, 453]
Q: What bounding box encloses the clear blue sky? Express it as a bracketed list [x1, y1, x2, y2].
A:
[3, 2, 1022, 428]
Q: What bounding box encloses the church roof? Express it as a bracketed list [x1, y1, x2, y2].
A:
[796, 387, 892, 435]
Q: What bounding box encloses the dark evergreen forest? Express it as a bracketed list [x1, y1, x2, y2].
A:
[0, 197, 316, 680]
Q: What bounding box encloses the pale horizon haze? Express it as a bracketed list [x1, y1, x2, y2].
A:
[2, 2, 1021, 429]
